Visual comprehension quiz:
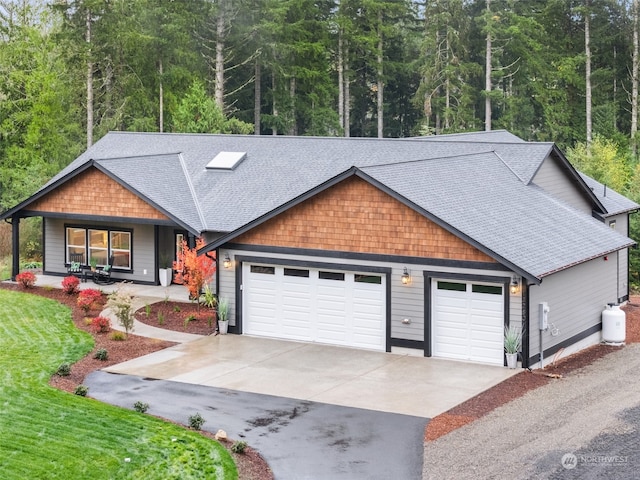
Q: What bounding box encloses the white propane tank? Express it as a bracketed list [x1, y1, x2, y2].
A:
[602, 304, 626, 343]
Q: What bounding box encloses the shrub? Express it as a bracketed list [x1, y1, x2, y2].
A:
[188, 413, 205, 430]
[107, 285, 135, 335]
[74, 385, 88, 396]
[230, 441, 247, 454]
[157, 312, 165, 325]
[56, 363, 71, 376]
[90, 316, 111, 334]
[15, 271, 36, 288]
[93, 348, 108, 361]
[183, 314, 196, 329]
[110, 331, 126, 341]
[61, 276, 80, 294]
[133, 401, 149, 413]
[78, 289, 102, 313]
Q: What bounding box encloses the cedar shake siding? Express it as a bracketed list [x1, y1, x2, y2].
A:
[236, 176, 496, 262]
[28, 168, 169, 221]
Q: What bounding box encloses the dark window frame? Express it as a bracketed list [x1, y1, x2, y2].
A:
[64, 224, 133, 272]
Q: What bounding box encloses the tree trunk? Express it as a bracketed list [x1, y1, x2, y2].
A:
[338, 27, 344, 132]
[632, 0, 639, 155]
[585, 1, 592, 146]
[254, 59, 261, 135]
[272, 72, 277, 136]
[215, 2, 225, 111]
[289, 77, 296, 135]
[158, 57, 163, 132]
[484, 0, 491, 132]
[377, 11, 384, 139]
[345, 51, 351, 138]
[86, 8, 93, 148]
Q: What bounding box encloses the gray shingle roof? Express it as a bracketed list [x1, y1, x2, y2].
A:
[578, 173, 639, 216]
[361, 153, 634, 280]
[8, 131, 636, 281]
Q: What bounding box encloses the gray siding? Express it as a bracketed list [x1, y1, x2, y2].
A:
[216, 250, 236, 326]
[606, 213, 630, 301]
[45, 218, 156, 283]
[532, 156, 592, 214]
[528, 256, 617, 361]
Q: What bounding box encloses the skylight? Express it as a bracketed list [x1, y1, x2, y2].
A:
[206, 151, 246, 170]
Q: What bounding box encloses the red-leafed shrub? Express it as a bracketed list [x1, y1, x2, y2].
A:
[61, 276, 80, 294]
[15, 271, 36, 288]
[78, 288, 102, 313]
[91, 316, 111, 334]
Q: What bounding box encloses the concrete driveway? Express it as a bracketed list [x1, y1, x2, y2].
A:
[100, 334, 517, 418]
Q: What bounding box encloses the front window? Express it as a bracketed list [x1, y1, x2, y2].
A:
[66, 226, 132, 270]
[89, 229, 108, 265]
[110, 231, 131, 268]
[66, 228, 86, 264]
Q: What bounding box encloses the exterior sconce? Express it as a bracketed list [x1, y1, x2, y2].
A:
[510, 277, 520, 295]
[401, 267, 411, 285]
[223, 254, 232, 269]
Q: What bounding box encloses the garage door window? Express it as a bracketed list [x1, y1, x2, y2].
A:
[472, 284, 502, 295]
[319, 271, 345, 281]
[355, 274, 382, 284]
[284, 268, 309, 278]
[251, 265, 275, 274]
[437, 281, 466, 291]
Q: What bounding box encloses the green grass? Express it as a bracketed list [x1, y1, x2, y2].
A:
[0, 289, 237, 479]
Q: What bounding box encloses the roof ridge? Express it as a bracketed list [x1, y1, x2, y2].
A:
[493, 150, 527, 183]
[178, 153, 207, 231]
[361, 149, 498, 169]
[94, 152, 182, 161]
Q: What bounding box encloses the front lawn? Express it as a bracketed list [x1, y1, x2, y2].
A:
[0, 289, 237, 479]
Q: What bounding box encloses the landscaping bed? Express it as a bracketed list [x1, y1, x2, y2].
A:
[0, 282, 273, 480]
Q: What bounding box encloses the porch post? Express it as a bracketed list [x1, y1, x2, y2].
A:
[11, 214, 20, 281]
[187, 233, 196, 249]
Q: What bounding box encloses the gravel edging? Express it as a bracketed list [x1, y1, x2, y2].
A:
[423, 343, 640, 479]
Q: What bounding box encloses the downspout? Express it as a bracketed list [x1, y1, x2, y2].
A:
[521, 282, 530, 368]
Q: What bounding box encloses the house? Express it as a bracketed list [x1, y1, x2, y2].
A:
[2, 130, 637, 368]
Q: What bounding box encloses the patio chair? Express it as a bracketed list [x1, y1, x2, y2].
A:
[67, 253, 85, 281]
[93, 255, 115, 285]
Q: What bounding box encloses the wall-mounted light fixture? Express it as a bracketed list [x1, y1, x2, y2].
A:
[510, 277, 520, 295]
[401, 267, 411, 285]
[223, 253, 232, 269]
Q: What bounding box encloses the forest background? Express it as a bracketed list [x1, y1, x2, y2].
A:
[2, 0, 640, 288]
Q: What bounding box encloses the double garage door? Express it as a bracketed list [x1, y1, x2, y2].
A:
[432, 279, 505, 365]
[243, 263, 386, 350]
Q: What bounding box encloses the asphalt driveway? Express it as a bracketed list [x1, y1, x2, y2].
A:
[86, 371, 427, 480]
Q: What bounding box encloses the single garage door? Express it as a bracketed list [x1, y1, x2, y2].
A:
[243, 263, 386, 350]
[432, 279, 504, 365]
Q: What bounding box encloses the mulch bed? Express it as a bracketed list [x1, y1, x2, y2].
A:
[135, 300, 219, 336]
[0, 282, 273, 480]
[425, 296, 640, 442]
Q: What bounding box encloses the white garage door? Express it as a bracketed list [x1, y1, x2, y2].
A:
[432, 279, 504, 365]
[243, 263, 386, 350]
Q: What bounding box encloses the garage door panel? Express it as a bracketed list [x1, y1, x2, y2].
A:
[433, 279, 504, 365]
[244, 263, 385, 351]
